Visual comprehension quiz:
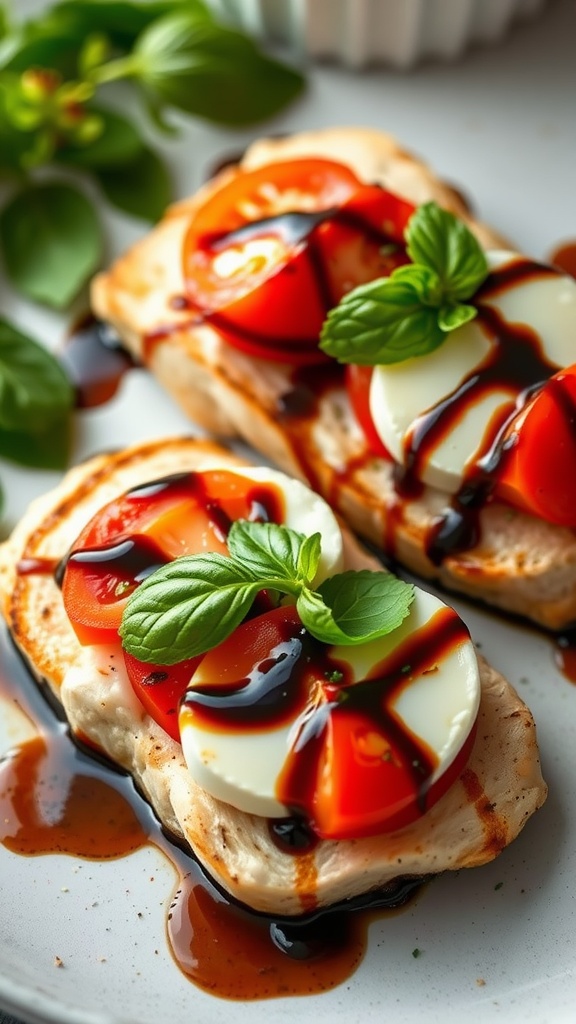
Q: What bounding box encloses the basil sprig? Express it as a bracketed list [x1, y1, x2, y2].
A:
[319, 201, 489, 366]
[119, 520, 414, 665]
[0, 0, 305, 308]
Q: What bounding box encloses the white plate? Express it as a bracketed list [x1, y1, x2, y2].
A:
[1, 2, 576, 1022]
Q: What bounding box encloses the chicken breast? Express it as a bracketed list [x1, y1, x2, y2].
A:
[90, 127, 576, 630]
[0, 436, 546, 915]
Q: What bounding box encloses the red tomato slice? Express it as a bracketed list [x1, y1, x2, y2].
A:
[185, 603, 476, 839]
[122, 650, 202, 743]
[345, 364, 392, 459]
[494, 366, 576, 527]
[308, 708, 477, 840]
[182, 159, 414, 365]
[313, 184, 413, 304]
[182, 604, 305, 732]
[62, 469, 285, 646]
[186, 158, 362, 244]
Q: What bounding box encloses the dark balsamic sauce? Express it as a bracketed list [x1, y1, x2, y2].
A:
[402, 259, 562, 564]
[0, 624, 423, 1001]
[549, 241, 576, 280]
[60, 315, 137, 408]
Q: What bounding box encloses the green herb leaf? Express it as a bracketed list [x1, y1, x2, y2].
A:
[406, 201, 488, 301]
[43, 1, 210, 52]
[57, 105, 143, 168]
[0, 317, 74, 433]
[120, 521, 415, 663]
[297, 532, 322, 586]
[317, 570, 415, 640]
[437, 302, 477, 332]
[226, 520, 303, 587]
[95, 143, 171, 221]
[320, 275, 444, 365]
[119, 553, 262, 664]
[0, 181, 102, 307]
[132, 9, 305, 126]
[320, 200, 489, 366]
[0, 415, 72, 470]
[0, 30, 83, 77]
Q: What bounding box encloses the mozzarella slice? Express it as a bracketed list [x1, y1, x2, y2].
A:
[370, 251, 576, 494]
[179, 588, 480, 821]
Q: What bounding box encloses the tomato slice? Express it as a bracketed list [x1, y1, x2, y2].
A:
[312, 184, 412, 304]
[345, 364, 392, 459]
[123, 650, 202, 743]
[308, 708, 476, 840]
[186, 158, 362, 244]
[182, 159, 414, 364]
[494, 366, 576, 527]
[62, 469, 285, 646]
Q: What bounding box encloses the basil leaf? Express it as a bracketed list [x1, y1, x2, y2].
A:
[119, 553, 262, 664]
[96, 143, 171, 222]
[57, 105, 143, 168]
[227, 519, 302, 586]
[317, 571, 415, 640]
[297, 571, 414, 646]
[43, 1, 210, 52]
[0, 30, 82, 77]
[390, 263, 442, 305]
[0, 83, 31, 172]
[438, 302, 477, 332]
[296, 586, 353, 646]
[320, 275, 444, 366]
[296, 532, 322, 586]
[0, 415, 72, 470]
[0, 317, 74, 432]
[0, 181, 102, 307]
[406, 201, 488, 301]
[132, 10, 304, 126]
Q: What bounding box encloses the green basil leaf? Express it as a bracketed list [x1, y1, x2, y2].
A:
[391, 263, 442, 305]
[0, 181, 102, 307]
[437, 302, 477, 332]
[0, 415, 72, 470]
[43, 1, 211, 52]
[133, 10, 305, 126]
[57, 105, 143, 168]
[227, 519, 302, 586]
[296, 532, 322, 586]
[296, 586, 353, 646]
[317, 570, 415, 640]
[319, 275, 444, 366]
[96, 143, 171, 221]
[119, 553, 261, 664]
[0, 317, 74, 432]
[0, 81, 31, 172]
[406, 201, 488, 301]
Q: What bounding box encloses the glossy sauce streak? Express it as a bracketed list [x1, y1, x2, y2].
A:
[550, 241, 576, 280]
[0, 625, 422, 1000]
[59, 316, 137, 408]
[54, 470, 285, 588]
[184, 605, 466, 825]
[278, 607, 464, 820]
[402, 259, 561, 563]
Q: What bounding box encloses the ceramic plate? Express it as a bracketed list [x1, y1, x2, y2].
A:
[1, 1, 575, 1021]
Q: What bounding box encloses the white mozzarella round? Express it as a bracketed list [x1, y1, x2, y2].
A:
[179, 588, 481, 821]
[370, 251, 576, 494]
